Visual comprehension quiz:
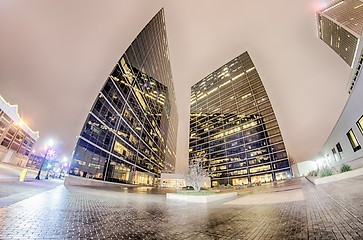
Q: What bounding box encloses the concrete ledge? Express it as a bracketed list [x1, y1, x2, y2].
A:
[312, 167, 363, 185]
[64, 175, 137, 188]
[305, 176, 316, 184]
[166, 192, 237, 203]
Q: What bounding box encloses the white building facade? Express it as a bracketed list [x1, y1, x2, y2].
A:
[316, 41, 363, 172]
[0, 95, 39, 167]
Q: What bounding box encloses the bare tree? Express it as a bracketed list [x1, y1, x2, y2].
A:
[288, 154, 296, 165]
[183, 155, 210, 192]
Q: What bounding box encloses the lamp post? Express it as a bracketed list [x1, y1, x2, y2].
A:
[35, 140, 54, 180]
[44, 162, 51, 180]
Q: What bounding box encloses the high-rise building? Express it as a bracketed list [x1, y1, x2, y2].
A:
[317, 0, 363, 67]
[189, 52, 291, 187]
[0, 95, 39, 167]
[68, 9, 178, 186]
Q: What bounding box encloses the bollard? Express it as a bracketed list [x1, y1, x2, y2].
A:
[19, 169, 27, 182]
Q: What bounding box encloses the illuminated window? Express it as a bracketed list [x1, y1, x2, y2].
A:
[75, 160, 86, 166]
[124, 109, 132, 122]
[114, 141, 130, 157]
[232, 177, 248, 185]
[346, 129, 361, 152]
[212, 181, 219, 187]
[249, 164, 271, 173]
[357, 115, 363, 135]
[135, 90, 147, 110]
[230, 169, 247, 176]
[212, 173, 222, 177]
[129, 134, 138, 145]
[249, 159, 256, 165]
[250, 173, 272, 183]
[241, 93, 252, 100]
[210, 159, 225, 165]
[275, 171, 289, 181]
[218, 165, 227, 170]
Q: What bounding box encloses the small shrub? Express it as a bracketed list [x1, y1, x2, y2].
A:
[247, 182, 255, 188]
[308, 170, 318, 177]
[320, 167, 333, 177]
[341, 164, 351, 173]
[235, 184, 244, 190]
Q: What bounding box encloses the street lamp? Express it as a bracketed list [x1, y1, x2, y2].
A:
[35, 140, 54, 180]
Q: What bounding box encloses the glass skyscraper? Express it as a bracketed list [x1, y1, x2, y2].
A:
[189, 52, 291, 187]
[69, 9, 178, 186]
[317, 0, 363, 67]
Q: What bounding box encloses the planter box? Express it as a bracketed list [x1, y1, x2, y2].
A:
[312, 167, 363, 185]
[166, 192, 237, 203]
[64, 175, 137, 188]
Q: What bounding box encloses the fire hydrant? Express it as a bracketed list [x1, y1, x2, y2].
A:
[19, 169, 27, 182]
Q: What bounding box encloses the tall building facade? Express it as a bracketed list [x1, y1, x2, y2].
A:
[189, 52, 290, 187]
[68, 9, 178, 186]
[0, 95, 39, 167]
[301, 32, 363, 177]
[317, 0, 363, 67]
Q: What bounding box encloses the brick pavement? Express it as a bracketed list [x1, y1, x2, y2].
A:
[317, 175, 363, 223]
[0, 178, 362, 239]
[0, 163, 64, 207]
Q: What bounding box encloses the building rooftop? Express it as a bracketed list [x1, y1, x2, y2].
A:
[319, 0, 363, 38]
[0, 95, 39, 140]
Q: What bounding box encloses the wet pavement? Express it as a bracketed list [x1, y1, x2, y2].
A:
[0, 163, 64, 207]
[0, 176, 363, 239]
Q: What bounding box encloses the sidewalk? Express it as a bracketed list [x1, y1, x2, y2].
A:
[0, 162, 44, 181]
[0, 163, 64, 207]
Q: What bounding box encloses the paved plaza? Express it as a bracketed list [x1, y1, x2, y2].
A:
[0, 166, 363, 239]
[0, 163, 63, 208]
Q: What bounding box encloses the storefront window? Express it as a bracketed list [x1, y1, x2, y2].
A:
[232, 177, 248, 185]
[275, 171, 289, 181]
[251, 173, 272, 183]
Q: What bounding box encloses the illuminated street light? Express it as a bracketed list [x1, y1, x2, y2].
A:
[35, 140, 54, 180]
[44, 148, 56, 179]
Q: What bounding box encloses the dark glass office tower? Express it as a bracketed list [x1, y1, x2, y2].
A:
[69, 9, 178, 186]
[189, 52, 290, 187]
[317, 0, 363, 67]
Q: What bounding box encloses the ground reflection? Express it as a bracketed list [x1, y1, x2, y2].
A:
[0, 179, 363, 239]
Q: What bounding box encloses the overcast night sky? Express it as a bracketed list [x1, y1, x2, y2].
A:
[0, 0, 351, 170]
